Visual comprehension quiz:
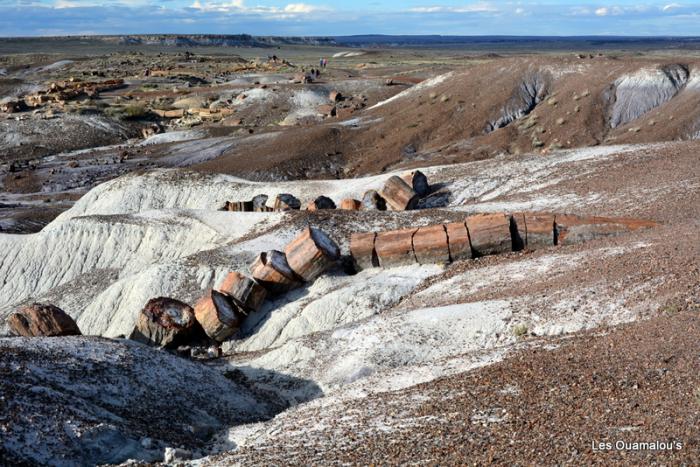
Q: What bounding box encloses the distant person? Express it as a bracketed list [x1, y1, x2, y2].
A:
[319, 57, 324, 68]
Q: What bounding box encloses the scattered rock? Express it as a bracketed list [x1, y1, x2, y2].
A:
[7, 303, 81, 337]
[273, 193, 301, 211]
[128, 297, 201, 349]
[306, 195, 336, 211]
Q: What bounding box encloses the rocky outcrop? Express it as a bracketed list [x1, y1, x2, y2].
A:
[609, 64, 689, 128]
[7, 303, 81, 337]
[485, 71, 550, 133]
[128, 297, 200, 348]
[0, 336, 287, 466]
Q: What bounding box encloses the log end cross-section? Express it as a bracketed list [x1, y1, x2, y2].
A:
[249, 250, 301, 294]
[284, 227, 341, 282]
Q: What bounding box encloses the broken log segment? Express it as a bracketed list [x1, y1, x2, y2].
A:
[375, 228, 418, 268]
[252, 194, 269, 211]
[129, 297, 200, 349]
[249, 250, 301, 294]
[284, 227, 341, 282]
[339, 198, 362, 210]
[413, 224, 450, 265]
[400, 170, 430, 197]
[224, 201, 254, 212]
[194, 289, 244, 342]
[445, 221, 473, 262]
[350, 232, 378, 271]
[218, 272, 267, 313]
[465, 213, 514, 257]
[273, 194, 301, 211]
[554, 214, 659, 246]
[379, 176, 419, 211]
[6, 303, 81, 337]
[306, 196, 336, 211]
[513, 212, 556, 249]
[361, 190, 387, 211]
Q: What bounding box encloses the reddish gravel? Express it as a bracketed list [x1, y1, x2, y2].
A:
[210, 308, 700, 466]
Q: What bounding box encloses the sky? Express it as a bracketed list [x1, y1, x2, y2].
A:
[0, 1, 699, 37]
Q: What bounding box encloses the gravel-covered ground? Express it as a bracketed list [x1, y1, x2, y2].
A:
[207, 307, 700, 465]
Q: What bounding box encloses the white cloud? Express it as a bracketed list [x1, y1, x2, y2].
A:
[189, 0, 327, 16]
[663, 3, 682, 11]
[408, 2, 499, 14]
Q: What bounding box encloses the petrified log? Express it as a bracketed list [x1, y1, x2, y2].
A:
[6, 303, 81, 337]
[306, 196, 336, 211]
[273, 194, 301, 211]
[218, 272, 267, 313]
[379, 176, 419, 211]
[413, 224, 450, 264]
[316, 104, 336, 117]
[339, 198, 362, 210]
[129, 297, 199, 348]
[465, 213, 513, 257]
[512, 212, 555, 249]
[445, 221, 473, 262]
[194, 289, 244, 342]
[249, 250, 301, 294]
[375, 228, 418, 267]
[350, 232, 378, 270]
[400, 170, 430, 197]
[329, 90, 342, 102]
[224, 201, 254, 212]
[252, 194, 269, 211]
[361, 190, 387, 211]
[554, 215, 659, 246]
[284, 227, 341, 281]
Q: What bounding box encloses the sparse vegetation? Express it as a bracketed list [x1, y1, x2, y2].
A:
[513, 323, 529, 337]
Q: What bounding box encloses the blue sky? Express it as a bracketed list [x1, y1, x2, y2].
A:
[0, 1, 699, 37]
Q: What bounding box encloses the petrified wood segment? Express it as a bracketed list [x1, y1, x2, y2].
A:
[252, 194, 269, 211]
[400, 170, 430, 197]
[465, 213, 513, 257]
[361, 190, 387, 211]
[445, 222, 473, 262]
[273, 193, 301, 211]
[520, 212, 556, 248]
[554, 215, 659, 246]
[413, 224, 450, 265]
[379, 176, 419, 211]
[375, 228, 417, 267]
[218, 272, 267, 313]
[250, 250, 300, 294]
[350, 232, 378, 270]
[284, 227, 341, 281]
[194, 289, 244, 342]
[7, 303, 81, 337]
[306, 196, 336, 211]
[129, 297, 198, 348]
[339, 198, 362, 210]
